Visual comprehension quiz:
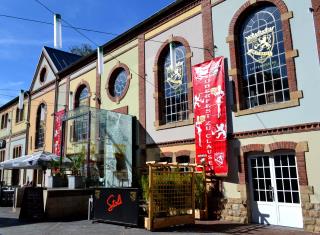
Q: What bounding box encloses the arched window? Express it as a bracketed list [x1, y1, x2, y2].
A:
[239, 4, 289, 109]
[74, 84, 89, 108]
[155, 40, 192, 126]
[229, 1, 298, 113]
[72, 84, 89, 142]
[35, 103, 46, 149]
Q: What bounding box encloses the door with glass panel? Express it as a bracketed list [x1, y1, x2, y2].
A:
[248, 154, 303, 228]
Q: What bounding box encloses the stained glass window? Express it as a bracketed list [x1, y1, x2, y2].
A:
[113, 69, 128, 97]
[163, 42, 188, 123]
[239, 5, 289, 109]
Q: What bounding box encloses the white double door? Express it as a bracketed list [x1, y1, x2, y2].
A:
[248, 154, 303, 228]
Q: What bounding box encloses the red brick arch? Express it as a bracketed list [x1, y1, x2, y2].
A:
[241, 144, 265, 153]
[239, 141, 308, 186]
[175, 150, 191, 157]
[268, 141, 297, 152]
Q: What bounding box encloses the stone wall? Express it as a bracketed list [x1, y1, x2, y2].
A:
[219, 198, 248, 223]
[301, 185, 320, 233]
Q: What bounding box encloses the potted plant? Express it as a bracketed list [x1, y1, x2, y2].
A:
[194, 173, 207, 220]
[47, 161, 67, 188]
[67, 147, 85, 189]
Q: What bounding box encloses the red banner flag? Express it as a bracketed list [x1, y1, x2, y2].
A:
[53, 109, 65, 156]
[192, 57, 228, 176]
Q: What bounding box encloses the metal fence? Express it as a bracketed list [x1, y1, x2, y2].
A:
[145, 162, 196, 231]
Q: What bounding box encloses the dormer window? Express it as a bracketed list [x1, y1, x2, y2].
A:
[39, 67, 47, 83]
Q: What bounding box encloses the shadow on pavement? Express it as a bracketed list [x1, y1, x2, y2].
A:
[160, 222, 269, 234]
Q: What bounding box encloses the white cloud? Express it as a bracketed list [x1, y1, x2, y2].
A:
[0, 38, 52, 46]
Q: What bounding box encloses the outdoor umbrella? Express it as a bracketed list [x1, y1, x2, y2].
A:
[23, 151, 71, 169]
[0, 155, 33, 169]
[0, 151, 71, 170]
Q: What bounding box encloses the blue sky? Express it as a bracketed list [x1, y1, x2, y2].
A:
[0, 0, 174, 105]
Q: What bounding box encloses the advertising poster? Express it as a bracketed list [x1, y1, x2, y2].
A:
[53, 109, 65, 156]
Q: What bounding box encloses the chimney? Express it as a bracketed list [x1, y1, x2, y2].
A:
[54, 14, 62, 49]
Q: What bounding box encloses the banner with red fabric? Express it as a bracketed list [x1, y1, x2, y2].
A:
[53, 109, 65, 156]
[192, 57, 228, 176]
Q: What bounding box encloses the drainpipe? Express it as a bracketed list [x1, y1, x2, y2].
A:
[86, 110, 91, 187]
[7, 108, 13, 185]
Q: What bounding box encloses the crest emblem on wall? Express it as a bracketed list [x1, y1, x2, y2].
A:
[245, 26, 275, 63]
[166, 61, 184, 89]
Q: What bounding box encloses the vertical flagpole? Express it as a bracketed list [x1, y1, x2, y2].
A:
[54, 14, 62, 49]
[69, 92, 73, 111]
[169, 42, 175, 69]
[18, 90, 24, 110]
[97, 46, 104, 75]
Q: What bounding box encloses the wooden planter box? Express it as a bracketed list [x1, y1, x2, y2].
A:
[67, 176, 85, 189]
[48, 176, 67, 188]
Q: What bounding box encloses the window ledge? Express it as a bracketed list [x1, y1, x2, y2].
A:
[155, 117, 194, 131]
[34, 147, 44, 152]
[15, 120, 25, 125]
[234, 91, 303, 117]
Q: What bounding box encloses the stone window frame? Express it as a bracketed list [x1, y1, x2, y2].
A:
[13, 145, 22, 159]
[74, 81, 91, 109]
[15, 105, 24, 124]
[0, 149, 5, 162]
[39, 66, 47, 84]
[160, 151, 173, 163]
[71, 82, 91, 143]
[227, 0, 302, 116]
[34, 102, 47, 150]
[153, 36, 194, 130]
[106, 63, 131, 104]
[0, 113, 9, 129]
[239, 141, 308, 190]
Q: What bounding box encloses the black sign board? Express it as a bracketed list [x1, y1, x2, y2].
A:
[93, 188, 139, 226]
[0, 139, 5, 149]
[19, 187, 44, 221]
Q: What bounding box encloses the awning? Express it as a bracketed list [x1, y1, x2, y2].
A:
[0, 151, 71, 170]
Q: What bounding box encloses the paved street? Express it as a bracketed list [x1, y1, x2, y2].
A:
[0, 207, 313, 235]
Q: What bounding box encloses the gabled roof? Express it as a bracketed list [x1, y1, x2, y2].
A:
[43, 46, 82, 72]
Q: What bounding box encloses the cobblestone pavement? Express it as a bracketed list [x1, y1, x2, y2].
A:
[0, 207, 313, 235]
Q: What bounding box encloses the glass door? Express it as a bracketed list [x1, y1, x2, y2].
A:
[248, 153, 303, 228]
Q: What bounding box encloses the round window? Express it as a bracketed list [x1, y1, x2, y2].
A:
[39, 67, 47, 83]
[107, 66, 130, 101]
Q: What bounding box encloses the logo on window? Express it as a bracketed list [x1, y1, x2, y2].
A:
[166, 61, 184, 89]
[246, 26, 275, 63]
